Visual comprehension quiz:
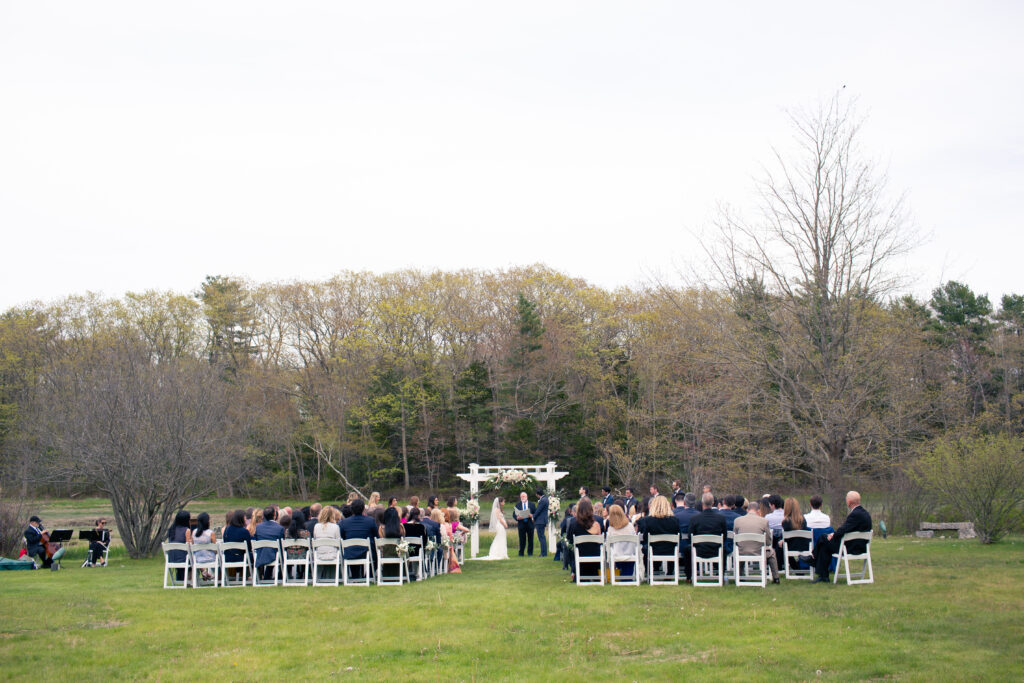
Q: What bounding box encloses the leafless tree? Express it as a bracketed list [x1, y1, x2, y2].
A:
[32, 341, 246, 558]
[704, 96, 920, 514]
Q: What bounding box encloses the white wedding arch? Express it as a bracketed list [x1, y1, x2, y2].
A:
[456, 462, 569, 558]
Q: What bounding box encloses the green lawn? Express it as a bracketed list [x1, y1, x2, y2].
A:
[2, 528, 1022, 682]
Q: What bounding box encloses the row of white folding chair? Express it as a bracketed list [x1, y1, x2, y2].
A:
[783, 529, 815, 580]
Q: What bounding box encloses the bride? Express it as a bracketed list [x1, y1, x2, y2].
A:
[477, 497, 509, 561]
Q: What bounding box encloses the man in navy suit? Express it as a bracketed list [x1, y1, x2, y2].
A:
[254, 505, 285, 579]
[673, 493, 699, 579]
[812, 490, 872, 583]
[534, 488, 550, 557]
[339, 498, 378, 577]
[601, 487, 614, 509]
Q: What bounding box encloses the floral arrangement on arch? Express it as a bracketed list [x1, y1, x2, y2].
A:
[548, 495, 562, 522]
[479, 468, 539, 497]
[458, 498, 481, 526]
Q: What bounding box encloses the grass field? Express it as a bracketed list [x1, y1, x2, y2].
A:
[2, 501, 1023, 683]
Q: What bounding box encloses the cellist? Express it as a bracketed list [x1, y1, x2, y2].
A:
[24, 515, 52, 569]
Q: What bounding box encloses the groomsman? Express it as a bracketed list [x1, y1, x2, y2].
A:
[622, 488, 639, 515]
[534, 488, 549, 557]
[515, 492, 536, 556]
[601, 487, 614, 509]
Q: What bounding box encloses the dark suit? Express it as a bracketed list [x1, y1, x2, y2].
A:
[533, 496, 550, 556]
[642, 515, 681, 571]
[515, 500, 536, 556]
[813, 505, 872, 578]
[24, 525, 49, 567]
[601, 494, 614, 509]
[339, 514, 378, 561]
[422, 517, 442, 543]
[253, 520, 284, 579]
[622, 496, 639, 515]
[688, 508, 728, 581]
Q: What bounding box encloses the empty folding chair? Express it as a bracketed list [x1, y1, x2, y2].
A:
[190, 542, 220, 588]
[162, 542, 191, 589]
[404, 537, 425, 582]
[833, 531, 874, 585]
[690, 534, 724, 586]
[376, 538, 406, 585]
[311, 538, 341, 586]
[342, 538, 372, 586]
[733, 533, 768, 587]
[281, 538, 311, 586]
[606, 534, 641, 586]
[647, 534, 680, 585]
[783, 530, 815, 580]
[251, 540, 281, 587]
[572, 535, 605, 585]
[219, 541, 249, 587]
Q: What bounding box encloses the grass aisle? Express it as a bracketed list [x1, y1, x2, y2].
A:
[1, 535, 1022, 681]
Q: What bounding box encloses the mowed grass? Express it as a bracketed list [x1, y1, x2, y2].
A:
[2, 525, 1023, 683]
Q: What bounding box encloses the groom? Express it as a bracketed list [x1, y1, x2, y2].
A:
[534, 488, 549, 557]
[515, 491, 536, 556]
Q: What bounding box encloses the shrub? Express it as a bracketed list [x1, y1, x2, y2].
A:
[914, 433, 1024, 543]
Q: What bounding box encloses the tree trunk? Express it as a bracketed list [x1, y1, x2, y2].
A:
[400, 398, 410, 488]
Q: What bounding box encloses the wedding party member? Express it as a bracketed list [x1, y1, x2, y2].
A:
[254, 506, 285, 580]
[166, 510, 191, 580]
[222, 510, 252, 580]
[566, 498, 602, 581]
[339, 498, 378, 578]
[425, 496, 440, 516]
[432, 508, 461, 573]
[622, 488, 639, 517]
[643, 496, 680, 576]
[601, 487, 614, 508]
[812, 491, 871, 583]
[366, 492, 382, 516]
[514, 491, 536, 556]
[534, 489, 549, 557]
[734, 500, 780, 583]
[606, 504, 638, 577]
[24, 516, 51, 569]
[479, 498, 509, 561]
[89, 518, 110, 566]
[578, 486, 590, 500]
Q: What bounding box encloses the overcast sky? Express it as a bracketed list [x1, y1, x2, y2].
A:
[1, 2, 1021, 310]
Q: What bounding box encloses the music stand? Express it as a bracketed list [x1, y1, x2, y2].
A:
[80, 530, 99, 567]
[47, 529, 73, 570]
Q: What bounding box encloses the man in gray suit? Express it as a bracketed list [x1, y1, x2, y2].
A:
[732, 500, 779, 583]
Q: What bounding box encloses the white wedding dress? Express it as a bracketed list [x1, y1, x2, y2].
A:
[477, 499, 509, 560]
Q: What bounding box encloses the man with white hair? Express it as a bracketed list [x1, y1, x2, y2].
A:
[811, 491, 872, 583]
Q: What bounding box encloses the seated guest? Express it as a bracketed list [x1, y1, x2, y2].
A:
[782, 497, 810, 567]
[606, 504, 638, 577]
[166, 510, 191, 579]
[247, 508, 263, 537]
[812, 491, 872, 583]
[282, 510, 310, 579]
[804, 495, 831, 529]
[305, 503, 322, 535]
[673, 493, 698, 578]
[765, 495, 784, 532]
[733, 495, 747, 516]
[190, 512, 217, 581]
[24, 516, 52, 569]
[733, 500, 780, 583]
[719, 495, 739, 529]
[378, 507, 406, 579]
[222, 510, 252, 580]
[432, 508, 461, 573]
[686, 493, 727, 581]
[244, 507, 255, 527]
[642, 495, 680, 575]
[566, 498, 603, 581]
[556, 503, 576, 567]
[421, 506, 442, 544]
[339, 498, 378, 578]
[312, 505, 342, 568]
[340, 504, 352, 519]
[89, 518, 110, 566]
[404, 507, 427, 543]
[254, 505, 285, 580]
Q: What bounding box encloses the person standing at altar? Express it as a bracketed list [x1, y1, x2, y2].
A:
[515, 491, 536, 556]
[534, 488, 549, 557]
[601, 487, 614, 509]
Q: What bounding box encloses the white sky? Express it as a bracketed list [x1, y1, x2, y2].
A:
[1, 2, 1022, 310]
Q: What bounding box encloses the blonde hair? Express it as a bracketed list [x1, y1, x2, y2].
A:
[248, 508, 264, 535]
[430, 508, 445, 524]
[607, 504, 629, 530]
[649, 495, 672, 518]
[368, 492, 380, 506]
[319, 506, 340, 524]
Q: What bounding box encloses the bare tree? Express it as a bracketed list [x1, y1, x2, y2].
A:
[32, 342, 245, 558]
[705, 96, 919, 514]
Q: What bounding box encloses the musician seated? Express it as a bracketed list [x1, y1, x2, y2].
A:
[24, 516, 51, 569]
[90, 518, 111, 566]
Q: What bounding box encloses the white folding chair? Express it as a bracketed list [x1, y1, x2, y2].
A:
[723, 530, 735, 582]
[783, 530, 815, 580]
[311, 539, 341, 586]
[454, 537, 465, 565]
[82, 541, 110, 568]
[161, 542, 190, 589]
[572, 535, 605, 585]
[342, 538, 372, 586]
[219, 542, 249, 587]
[404, 537, 424, 581]
[690, 535, 724, 586]
[606, 534, 641, 586]
[647, 534, 680, 585]
[733, 533, 768, 587]
[251, 540, 281, 587]
[833, 531, 873, 585]
[376, 538, 406, 585]
[281, 538, 311, 586]
[190, 543, 220, 588]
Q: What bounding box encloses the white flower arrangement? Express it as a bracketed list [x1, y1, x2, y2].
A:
[395, 541, 411, 558]
[440, 535, 453, 549]
[425, 540, 439, 552]
[549, 495, 562, 522]
[480, 468, 539, 494]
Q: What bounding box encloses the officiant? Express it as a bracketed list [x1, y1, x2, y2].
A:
[514, 491, 536, 556]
